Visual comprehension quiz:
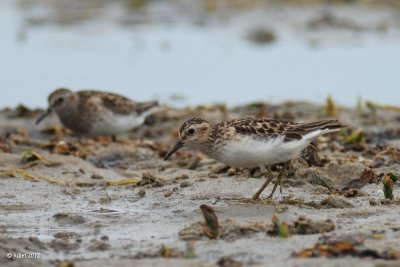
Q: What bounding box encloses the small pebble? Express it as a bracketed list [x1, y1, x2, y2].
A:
[91, 174, 103, 180]
[369, 199, 379, 206]
[174, 174, 189, 180]
[137, 188, 146, 197]
[180, 181, 191, 188]
[164, 190, 172, 197]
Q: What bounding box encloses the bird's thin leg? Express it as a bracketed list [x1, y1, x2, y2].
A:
[258, 165, 272, 178]
[267, 161, 290, 199]
[252, 166, 273, 200]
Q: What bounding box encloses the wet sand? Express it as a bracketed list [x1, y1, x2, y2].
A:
[1, 101, 400, 266]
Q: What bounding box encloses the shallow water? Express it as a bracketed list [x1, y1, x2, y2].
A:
[1, 0, 400, 108]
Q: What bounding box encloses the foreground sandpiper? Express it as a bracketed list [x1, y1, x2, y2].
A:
[164, 117, 344, 199]
[36, 88, 159, 136]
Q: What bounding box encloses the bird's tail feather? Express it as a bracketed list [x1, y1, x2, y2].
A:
[300, 119, 344, 133]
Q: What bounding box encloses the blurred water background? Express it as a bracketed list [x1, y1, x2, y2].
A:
[1, 0, 400, 108]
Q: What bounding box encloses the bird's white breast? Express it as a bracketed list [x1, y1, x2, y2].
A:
[90, 113, 147, 136]
[217, 135, 311, 168]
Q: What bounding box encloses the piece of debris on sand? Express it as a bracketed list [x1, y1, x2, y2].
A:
[200, 204, 220, 239]
[179, 213, 334, 242]
[267, 215, 334, 237]
[281, 196, 354, 209]
[52, 213, 86, 225]
[137, 171, 166, 187]
[382, 173, 397, 200]
[293, 233, 400, 260]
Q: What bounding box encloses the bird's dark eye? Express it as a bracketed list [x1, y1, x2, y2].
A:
[56, 97, 64, 105]
[188, 128, 195, 135]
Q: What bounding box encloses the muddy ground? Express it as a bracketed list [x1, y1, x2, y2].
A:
[1, 100, 400, 267]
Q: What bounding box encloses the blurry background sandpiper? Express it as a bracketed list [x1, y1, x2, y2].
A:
[36, 88, 159, 136]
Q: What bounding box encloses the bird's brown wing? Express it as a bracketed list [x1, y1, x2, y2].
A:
[78, 90, 157, 115]
[229, 118, 343, 142]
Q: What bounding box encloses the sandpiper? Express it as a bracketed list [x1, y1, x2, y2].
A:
[164, 117, 344, 199]
[36, 88, 159, 136]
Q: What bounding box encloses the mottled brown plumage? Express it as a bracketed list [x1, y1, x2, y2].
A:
[37, 88, 159, 136]
[178, 118, 343, 147]
[165, 117, 344, 199]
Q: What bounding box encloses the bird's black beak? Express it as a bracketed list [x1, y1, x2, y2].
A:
[164, 140, 184, 160]
[35, 108, 52, 125]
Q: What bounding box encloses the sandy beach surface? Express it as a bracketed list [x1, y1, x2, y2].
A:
[1, 100, 400, 266]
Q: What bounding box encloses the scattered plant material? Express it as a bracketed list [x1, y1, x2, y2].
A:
[138, 171, 165, 187]
[0, 169, 66, 185]
[387, 173, 398, 182]
[344, 129, 364, 146]
[293, 239, 355, 258]
[325, 95, 337, 116]
[3, 98, 400, 264]
[106, 177, 141, 186]
[271, 215, 289, 238]
[293, 234, 400, 260]
[365, 101, 400, 112]
[180, 215, 334, 242]
[160, 244, 173, 258]
[382, 174, 395, 200]
[200, 204, 220, 239]
[20, 150, 45, 162]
